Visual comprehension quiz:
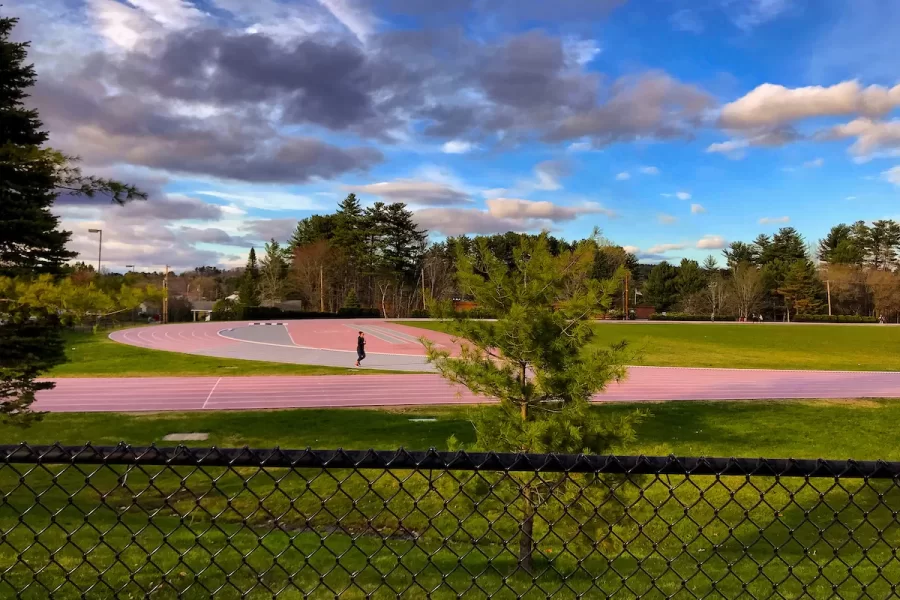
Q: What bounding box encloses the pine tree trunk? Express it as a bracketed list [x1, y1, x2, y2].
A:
[518, 486, 535, 573]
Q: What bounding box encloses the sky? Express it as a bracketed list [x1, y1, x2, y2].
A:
[6, 0, 900, 271]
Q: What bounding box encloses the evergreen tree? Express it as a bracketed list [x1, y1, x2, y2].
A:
[723, 241, 759, 268]
[239, 248, 261, 307]
[259, 239, 288, 306]
[425, 233, 643, 571]
[0, 17, 143, 423]
[288, 214, 336, 251]
[644, 261, 679, 311]
[343, 289, 361, 309]
[675, 258, 706, 298]
[777, 259, 825, 320]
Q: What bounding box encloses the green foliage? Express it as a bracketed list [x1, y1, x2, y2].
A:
[424, 233, 645, 570]
[649, 312, 737, 321]
[239, 248, 260, 307]
[777, 259, 825, 320]
[343, 289, 361, 309]
[0, 275, 160, 420]
[675, 259, 706, 298]
[259, 239, 288, 306]
[644, 261, 679, 311]
[212, 298, 240, 321]
[793, 314, 878, 323]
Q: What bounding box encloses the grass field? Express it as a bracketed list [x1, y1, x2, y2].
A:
[3, 400, 899, 598]
[399, 320, 900, 371]
[47, 329, 400, 377]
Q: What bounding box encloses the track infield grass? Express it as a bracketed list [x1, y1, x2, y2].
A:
[397, 320, 900, 371]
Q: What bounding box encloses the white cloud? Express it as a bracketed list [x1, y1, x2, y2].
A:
[639, 166, 661, 175]
[567, 141, 593, 152]
[821, 118, 900, 158]
[316, 0, 377, 42]
[623, 245, 640, 254]
[803, 158, 824, 168]
[414, 198, 614, 236]
[195, 190, 323, 211]
[706, 139, 749, 156]
[486, 198, 615, 220]
[882, 166, 900, 186]
[441, 140, 477, 154]
[729, 0, 793, 31]
[647, 243, 686, 254]
[670, 9, 703, 33]
[676, 191, 692, 200]
[720, 81, 900, 130]
[346, 179, 470, 206]
[615, 171, 631, 181]
[657, 213, 678, 225]
[696, 235, 727, 249]
[691, 203, 707, 214]
[845, 196, 857, 200]
[563, 37, 601, 66]
[759, 216, 791, 224]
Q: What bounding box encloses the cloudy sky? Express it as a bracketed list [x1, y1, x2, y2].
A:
[7, 0, 900, 270]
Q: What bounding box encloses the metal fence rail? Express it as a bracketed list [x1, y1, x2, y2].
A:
[2, 444, 900, 599]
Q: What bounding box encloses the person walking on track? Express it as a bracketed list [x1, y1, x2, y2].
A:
[355, 331, 366, 367]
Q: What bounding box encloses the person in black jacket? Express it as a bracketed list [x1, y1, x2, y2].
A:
[355, 331, 366, 367]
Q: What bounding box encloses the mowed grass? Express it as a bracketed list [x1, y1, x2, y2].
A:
[47, 329, 400, 377]
[7, 398, 900, 459]
[400, 320, 900, 371]
[4, 400, 900, 598]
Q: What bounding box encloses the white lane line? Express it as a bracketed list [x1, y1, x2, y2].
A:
[202, 377, 222, 409]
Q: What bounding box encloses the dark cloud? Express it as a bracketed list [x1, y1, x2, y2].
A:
[545, 72, 715, 145]
[243, 219, 300, 243]
[32, 77, 383, 184]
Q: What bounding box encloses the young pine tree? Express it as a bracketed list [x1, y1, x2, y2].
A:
[424, 233, 645, 571]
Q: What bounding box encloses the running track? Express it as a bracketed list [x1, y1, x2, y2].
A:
[31, 320, 900, 412]
[34, 367, 900, 413]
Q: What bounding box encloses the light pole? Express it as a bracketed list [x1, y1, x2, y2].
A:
[88, 229, 103, 273]
[126, 264, 135, 272]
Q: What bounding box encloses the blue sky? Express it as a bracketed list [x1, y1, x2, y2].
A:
[6, 0, 900, 270]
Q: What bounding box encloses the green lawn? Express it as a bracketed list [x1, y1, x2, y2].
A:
[47, 329, 400, 377]
[399, 320, 900, 371]
[4, 400, 900, 598]
[7, 398, 899, 459]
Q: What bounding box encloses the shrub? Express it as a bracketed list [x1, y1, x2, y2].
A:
[793, 314, 878, 323]
[211, 298, 242, 321]
[336, 307, 382, 318]
[409, 309, 430, 318]
[649, 312, 738, 322]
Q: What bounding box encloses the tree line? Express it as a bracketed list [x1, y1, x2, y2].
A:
[640, 221, 900, 322]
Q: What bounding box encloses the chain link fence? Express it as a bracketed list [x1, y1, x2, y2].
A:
[2, 444, 900, 598]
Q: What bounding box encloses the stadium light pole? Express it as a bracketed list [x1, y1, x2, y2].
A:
[88, 228, 102, 273]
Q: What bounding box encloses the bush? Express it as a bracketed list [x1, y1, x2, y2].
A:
[650, 312, 738, 322]
[212, 305, 383, 321]
[409, 309, 430, 318]
[336, 307, 382, 318]
[212, 298, 241, 321]
[793, 314, 878, 323]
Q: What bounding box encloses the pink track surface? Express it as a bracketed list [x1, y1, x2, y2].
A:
[34, 367, 900, 413]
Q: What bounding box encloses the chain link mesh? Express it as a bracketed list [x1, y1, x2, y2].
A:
[1, 444, 899, 598]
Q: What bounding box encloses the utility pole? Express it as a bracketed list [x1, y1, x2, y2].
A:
[319, 265, 324, 312]
[163, 265, 170, 324]
[826, 280, 832, 316]
[623, 271, 629, 317]
[88, 228, 102, 273]
[421, 267, 427, 311]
